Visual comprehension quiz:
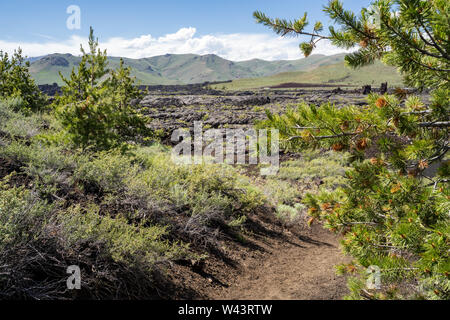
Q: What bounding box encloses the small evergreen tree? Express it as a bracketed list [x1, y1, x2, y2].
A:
[256, 0, 449, 299]
[54, 27, 149, 151]
[0, 48, 45, 112]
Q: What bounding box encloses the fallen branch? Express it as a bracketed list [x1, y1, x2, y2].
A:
[418, 121, 450, 128]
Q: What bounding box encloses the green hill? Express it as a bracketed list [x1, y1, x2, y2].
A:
[215, 61, 404, 90]
[30, 53, 178, 85]
[29, 53, 351, 85]
[29, 52, 403, 87]
[235, 53, 347, 77]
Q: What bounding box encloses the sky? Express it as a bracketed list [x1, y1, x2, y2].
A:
[0, 0, 371, 61]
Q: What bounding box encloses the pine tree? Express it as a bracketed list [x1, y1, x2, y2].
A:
[54, 27, 149, 151]
[256, 0, 449, 299]
[0, 48, 45, 112]
[254, 0, 449, 89]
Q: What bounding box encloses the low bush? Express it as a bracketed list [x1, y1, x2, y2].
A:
[275, 203, 307, 227]
[0, 99, 44, 138]
[73, 148, 266, 247]
[58, 204, 189, 269]
[0, 176, 190, 299]
[278, 150, 350, 190]
[0, 181, 188, 300]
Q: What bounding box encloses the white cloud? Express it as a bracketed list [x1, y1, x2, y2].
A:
[0, 27, 353, 61]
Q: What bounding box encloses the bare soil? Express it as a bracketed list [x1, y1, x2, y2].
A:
[167, 212, 351, 300]
[213, 224, 350, 300]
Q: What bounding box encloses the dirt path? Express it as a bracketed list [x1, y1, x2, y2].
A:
[210, 224, 351, 300]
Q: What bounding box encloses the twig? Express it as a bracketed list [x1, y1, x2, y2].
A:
[287, 132, 358, 141]
[418, 121, 450, 128]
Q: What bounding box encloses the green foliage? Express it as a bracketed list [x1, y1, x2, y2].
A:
[277, 150, 350, 189]
[257, 3, 449, 295]
[262, 178, 300, 206]
[54, 27, 150, 151]
[262, 86, 449, 299]
[0, 99, 45, 138]
[75, 150, 139, 194]
[0, 174, 191, 299]
[255, 0, 450, 89]
[307, 167, 450, 300]
[253, 11, 309, 36]
[275, 203, 306, 226]
[0, 49, 45, 112]
[71, 146, 266, 243]
[59, 204, 188, 268]
[0, 177, 54, 248]
[257, 150, 350, 227]
[228, 215, 247, 228]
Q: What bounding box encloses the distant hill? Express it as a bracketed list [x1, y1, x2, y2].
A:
[29, 53, 351, 85]
[29, 52, 403, 88]
[214, 61, 404, 90]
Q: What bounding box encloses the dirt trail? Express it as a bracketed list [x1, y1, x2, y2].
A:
[210, 224, 351, 300]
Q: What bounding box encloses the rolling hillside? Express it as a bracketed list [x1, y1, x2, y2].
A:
[29, 52, 403, 88]
[29, 53, 349, 85]
[214, 61, 404, 90]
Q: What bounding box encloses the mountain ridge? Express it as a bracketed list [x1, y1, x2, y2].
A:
[29, 52, 349, 85]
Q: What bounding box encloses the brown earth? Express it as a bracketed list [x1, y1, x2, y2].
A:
[166, 211, 351, 300]
[213, 225, 351, 300]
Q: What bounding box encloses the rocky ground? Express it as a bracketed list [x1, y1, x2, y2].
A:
[39, 84, 430, 135]
[135, 86, 430, 138]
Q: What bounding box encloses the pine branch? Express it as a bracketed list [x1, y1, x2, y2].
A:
[408, 56, 450, 73]
[336, 222, 379, 226]
[287, 132, 358, 141]
[253, 11, 331, 39]
[418, 121, 450, 128]
[401, 110, 432, 115]
[418, 16, 450, 61]
[381, 16, 445, 60]
[325, 0, 377, 40]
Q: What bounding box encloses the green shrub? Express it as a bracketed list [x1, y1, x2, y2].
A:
[0, 140, 77, 197]
[0, 177, 54, 248]
[0, 99, 44, 138]
[0, 175, 190, 299]
[0, 49, 45, 112]
[75, 151, 139, 194]
[278, 150, 350, 190]
[262, 178, 299, 206]
[275, 203, 306, 226]
[68, 146, 266, 248]
[58, 204, 189, 268]
[54, 28, 149, 151]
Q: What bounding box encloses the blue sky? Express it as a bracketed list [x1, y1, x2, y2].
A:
[0, 0, 371, 60]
